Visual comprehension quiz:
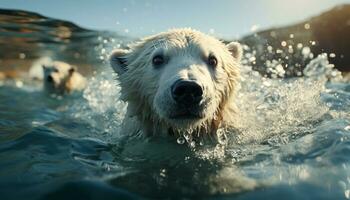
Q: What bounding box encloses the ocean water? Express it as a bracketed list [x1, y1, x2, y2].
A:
[1, 12, 350, 200]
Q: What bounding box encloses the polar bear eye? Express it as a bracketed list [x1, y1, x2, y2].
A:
[208, 55, 218, 67]
[152, 55, 165, 67]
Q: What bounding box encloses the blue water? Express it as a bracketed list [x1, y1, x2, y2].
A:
[1, 10, 350, 200]
[1, 65, 349, 200]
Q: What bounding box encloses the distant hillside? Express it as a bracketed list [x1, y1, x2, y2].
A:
[240, 4, 350, 75]
[1, 6, 349, 77]
[0, 8, 128, 74]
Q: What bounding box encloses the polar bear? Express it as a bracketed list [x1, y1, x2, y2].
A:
[110, 28, 242, 141]
[42, 61, 86, 94]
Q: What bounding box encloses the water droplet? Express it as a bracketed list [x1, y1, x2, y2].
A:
[302, 47, 311, 56]
[160, 168, 166, 177]
[183, 132, 192, 141]
[250, 24, 259, 32]
[217, 131, 228, 145]
[288, 47, 294, 54]
[281, 41, 287, 47]
[345, 189, 350, 199]
[209, 28, 215, 34]
[304, 23, 310, 30]
[297, 43, 303, 49]
[177, 137, 185, 144]
[19, 53, 26, 59]
[190, 141, 196, 148]
[268, 31, 276, 38]
[15, 81, 23, 88]
[267, 45, 273, 52]
[276, 49, 283, 54]
[316, 157, 322, 162]
[345, 126, 350, 131]
[249, 56, 256, 62]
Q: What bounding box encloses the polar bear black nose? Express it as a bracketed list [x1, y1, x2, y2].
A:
[171, 80, 203, 106]
[47, 75, 54, 83]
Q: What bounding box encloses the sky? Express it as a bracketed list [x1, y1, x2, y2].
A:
[1, 0, 349, 39]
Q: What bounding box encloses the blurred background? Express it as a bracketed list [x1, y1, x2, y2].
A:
[0, 0, 349, 78]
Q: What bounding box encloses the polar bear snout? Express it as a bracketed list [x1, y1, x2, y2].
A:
[45, 73, 60, 88]
[171, 80, 203, 106]
[46, 75, 54, 83]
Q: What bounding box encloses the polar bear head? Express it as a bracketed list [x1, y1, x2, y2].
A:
[110, 28, 241, 136]
[42, 61, 85, 94]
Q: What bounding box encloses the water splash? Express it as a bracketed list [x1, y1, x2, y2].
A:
[71, 36, 345, 162]
[303, 53, 343, 81]
[231, 48, 346, 145]
[234, 77, 328, 144]
[194, 44, 346, 163]
[70, 69, 127, 141]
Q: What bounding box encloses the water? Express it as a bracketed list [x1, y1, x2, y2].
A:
[1, 10, 350, 200]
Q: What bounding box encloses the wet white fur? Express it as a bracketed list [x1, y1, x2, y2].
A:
[110, 28, 242, 138]
[43, 61, 86, 94]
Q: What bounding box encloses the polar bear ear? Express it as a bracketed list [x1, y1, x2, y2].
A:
[68, 66, 77, 75]
[226, 42, 243, 61]
[110, 49, 130, 75]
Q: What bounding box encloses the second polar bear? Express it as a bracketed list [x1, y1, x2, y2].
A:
[43, 61, 86, 94]
[110, 28, 242, 140]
